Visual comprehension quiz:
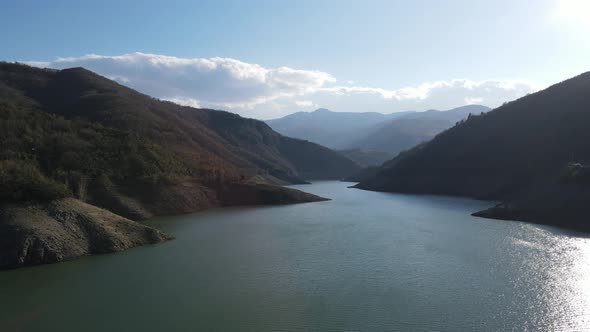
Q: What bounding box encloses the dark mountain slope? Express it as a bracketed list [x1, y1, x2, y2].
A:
[337, 149, 396, 168]
[356, 72, 590, 231]
[1, 63, 358, 187]
[0, 62, 353, 268]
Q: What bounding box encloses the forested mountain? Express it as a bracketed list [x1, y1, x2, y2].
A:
[266, 106, 489, 166]
[0, 63, 358, 269]
[355, 72, 590, 231]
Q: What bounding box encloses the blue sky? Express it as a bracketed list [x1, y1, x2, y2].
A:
[2, 0, 589, 118]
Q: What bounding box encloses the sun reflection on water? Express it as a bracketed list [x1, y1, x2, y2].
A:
[557, 235, 590, 330]
[509, 225, 590, 331]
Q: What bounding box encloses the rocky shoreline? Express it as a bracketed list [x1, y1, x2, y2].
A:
[0, 198, 173, 270]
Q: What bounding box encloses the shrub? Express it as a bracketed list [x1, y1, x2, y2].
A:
[0, 160, 71, 202]
[561, 163, 590, 184]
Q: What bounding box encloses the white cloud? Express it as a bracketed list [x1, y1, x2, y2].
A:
[22, 61, 50, 68]
[34, 52, 334, 111]
[295, 100, 316, 107]
[27, 52, 540, 119]
[319, 79, 539, 101]
[165, 97, 201, 108]
[305, 79, 539, 117]
[464, 97, 484, 104]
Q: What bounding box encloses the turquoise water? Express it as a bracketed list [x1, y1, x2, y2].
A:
[1, 181, 590, 331]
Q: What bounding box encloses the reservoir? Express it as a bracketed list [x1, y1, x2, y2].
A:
[1, 181, 589, 331]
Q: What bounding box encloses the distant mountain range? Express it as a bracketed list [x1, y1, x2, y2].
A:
[266, 105, 490, 166]
[355, 71, 590, 232]
[0, 62, 359, 269]
[266, 108, 411, 149]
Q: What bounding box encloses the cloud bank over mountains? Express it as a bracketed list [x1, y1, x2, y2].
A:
[27, 52, 540, 119]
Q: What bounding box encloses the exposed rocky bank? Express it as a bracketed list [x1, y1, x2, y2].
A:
[0, 198, 173, 270]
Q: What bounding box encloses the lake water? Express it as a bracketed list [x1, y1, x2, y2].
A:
[1, 181, 590, 331]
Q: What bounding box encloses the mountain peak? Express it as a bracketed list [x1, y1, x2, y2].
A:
[312, 108, 332, 113]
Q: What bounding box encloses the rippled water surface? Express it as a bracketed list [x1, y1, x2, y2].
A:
[1, 181, 590, 331]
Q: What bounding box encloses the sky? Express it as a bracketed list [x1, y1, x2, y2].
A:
[2, 0, 589, 119]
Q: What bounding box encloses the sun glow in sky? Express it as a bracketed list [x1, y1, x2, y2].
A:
[555, 0, 590, 29]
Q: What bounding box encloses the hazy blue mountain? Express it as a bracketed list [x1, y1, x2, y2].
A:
[266, 108, 412, 149]
[347, 105, 491, 155]
[266, 105, 490, 166]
